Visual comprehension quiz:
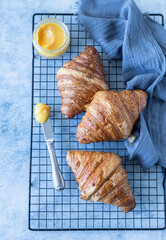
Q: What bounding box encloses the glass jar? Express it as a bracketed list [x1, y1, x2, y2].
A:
[32, 18, 70, 59]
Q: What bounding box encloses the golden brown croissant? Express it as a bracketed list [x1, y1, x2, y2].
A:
[76, 90, 147, 143]
[66, 151, 136, 213]
[57, 46, 109, 119]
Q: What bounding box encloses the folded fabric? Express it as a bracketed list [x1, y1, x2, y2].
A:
[77, 0, 166, 169]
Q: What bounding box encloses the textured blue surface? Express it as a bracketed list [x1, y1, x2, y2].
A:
[0, 0, 166, 239]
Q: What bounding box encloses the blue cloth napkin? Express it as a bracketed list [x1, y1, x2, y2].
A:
[77, 0, 166, 169]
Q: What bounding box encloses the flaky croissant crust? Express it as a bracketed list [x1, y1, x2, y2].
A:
[76, 90, 147, 143]
[66, 151, 136, 213]
[57, 46, 109, 119]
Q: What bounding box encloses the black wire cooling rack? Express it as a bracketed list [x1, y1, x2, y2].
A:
[29, 13, 166, 230]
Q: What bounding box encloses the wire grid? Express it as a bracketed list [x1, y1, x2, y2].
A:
[29, 13, 166, 230]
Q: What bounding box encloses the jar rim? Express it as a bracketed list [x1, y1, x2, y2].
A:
[32, 18, 70, 54]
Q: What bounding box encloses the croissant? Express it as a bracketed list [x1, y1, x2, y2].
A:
[57, 46, 109, 119]
[76, 90, 147, 144]
[66, 151, 136, 213]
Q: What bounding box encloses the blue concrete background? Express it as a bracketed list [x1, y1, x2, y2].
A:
[0, 0, 166, 239]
